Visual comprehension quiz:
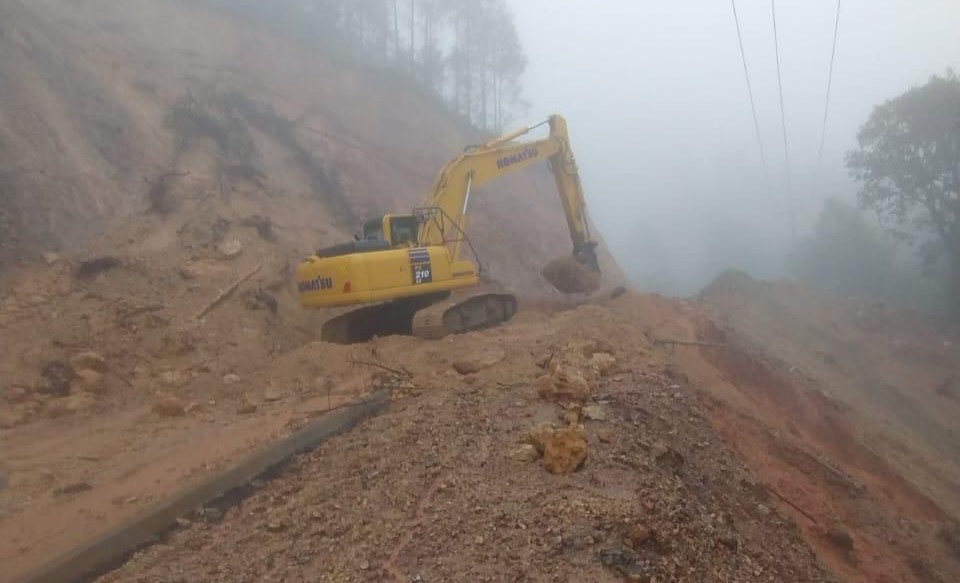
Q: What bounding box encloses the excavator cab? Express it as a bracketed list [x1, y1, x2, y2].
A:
[361, 214, 419, 247]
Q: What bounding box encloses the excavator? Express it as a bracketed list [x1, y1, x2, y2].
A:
[295, 114, 600, 344]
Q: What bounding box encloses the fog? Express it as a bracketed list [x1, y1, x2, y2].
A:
[509, 0, 960, 295]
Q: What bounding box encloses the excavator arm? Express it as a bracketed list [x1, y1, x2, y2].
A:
[417, 115, 598, 270]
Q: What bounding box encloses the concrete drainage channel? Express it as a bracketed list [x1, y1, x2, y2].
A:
[12, 390, 391, 583]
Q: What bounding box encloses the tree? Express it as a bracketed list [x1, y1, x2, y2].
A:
[847, 72, 960, 317]
[793, 199, 894, 298]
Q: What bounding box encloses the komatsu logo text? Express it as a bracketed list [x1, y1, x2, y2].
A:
[298, 277, 334, 293]
[496, 148, 538, 170]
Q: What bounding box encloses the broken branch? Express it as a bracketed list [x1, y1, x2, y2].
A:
[768, 486, 819, 525]
[195, 263, 263, 320]
[347, 359, 411, 379]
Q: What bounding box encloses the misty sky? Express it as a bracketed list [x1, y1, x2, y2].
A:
[509, 0, 960, 294]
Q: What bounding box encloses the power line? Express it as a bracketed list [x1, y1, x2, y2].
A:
[817, 0, 842, 170]
[770, 0, 796, 245]
[730, 0, 770, 185]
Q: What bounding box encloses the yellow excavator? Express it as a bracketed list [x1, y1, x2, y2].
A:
[296, 114, 600, 343]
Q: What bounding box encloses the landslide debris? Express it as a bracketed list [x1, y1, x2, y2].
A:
[99, 353, 835, 583]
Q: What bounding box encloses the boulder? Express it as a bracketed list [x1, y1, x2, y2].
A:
[535, 364, 591, 402]
[583, 404, 608, 421]
[452, 347, 505, 375]
[543, 425, 588, 474]
[590, 353, 617, 377]
[218, 238, 244, 260]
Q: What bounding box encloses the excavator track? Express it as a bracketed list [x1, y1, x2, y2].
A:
[321, 292, 449, 344]
[411, 293, 518, 340]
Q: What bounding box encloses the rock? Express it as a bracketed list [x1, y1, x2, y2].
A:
[46, 393, 96, 417]
[510, 443, 540, 462]
[526, 421, 558, 454]
[359, 560, 370, 571]
[452, 347, 505, 375]
[599, 547, 640, 577]
[718, 533, 739, 551]
[624, 524, 652, 549]
[262, 386, 283, 402]
[535, 364, 591, 402]
[826, 526, 854, 553]
[69, 351, 108, 373]
[223, 373, 242, 385]
[199, 507, 224, 522]
[152, 394, 186, 417]
[543, 425, 588, 474]
[582, 404, 608, 421]
[175, 517, 192, 528]
[596, 429, 614, 443]
[41, 251, 60, 265]
[75, 369, 105, 394]
[651, 441, 684, 468]
[159, 370, 183, 388]
[218, 238, 244, 260]
[562, 404, 581, 424]
[237, 394, 258, 415]
[37, 361, 74, 397]
[590, 353, 617, 377]
[266, 520, 286, 532]
[756, 503, 771, 517]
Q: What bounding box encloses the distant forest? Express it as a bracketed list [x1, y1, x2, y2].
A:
[205, 0, 528, 132]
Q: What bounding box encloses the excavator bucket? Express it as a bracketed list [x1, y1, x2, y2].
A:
[541, 255, 601, 295]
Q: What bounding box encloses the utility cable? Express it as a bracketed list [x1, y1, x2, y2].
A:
[770, 0, 797, 245]
[730, 0, 771, 185]
[817, 0, 842, 170]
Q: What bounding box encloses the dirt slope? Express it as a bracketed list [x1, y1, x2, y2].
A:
[0, 0, 621, 287]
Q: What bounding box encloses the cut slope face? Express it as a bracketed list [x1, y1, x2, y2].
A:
[690, 272, 960, 583]
[0, 0, 622, 290]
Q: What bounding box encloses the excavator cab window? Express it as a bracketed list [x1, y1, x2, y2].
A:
[362, 217, 385, 242]
[389, 216, 419, 247]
